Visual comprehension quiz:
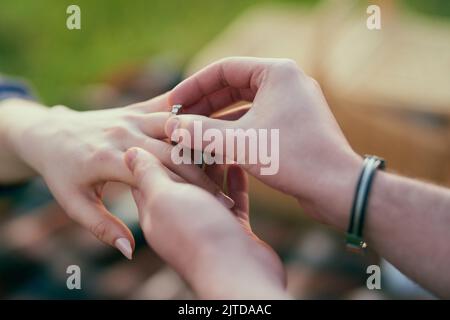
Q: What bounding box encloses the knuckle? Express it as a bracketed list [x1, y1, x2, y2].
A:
[122, 112, 142, 123]
[217, 56, 236, 65]
[90, 219, 109, 241]
[280, 58, 298, 68]
[89, 147, 116, 164]
[278, 58, 299, 69]
[272, 59, 303, 78]
[104, 124, 130, 140]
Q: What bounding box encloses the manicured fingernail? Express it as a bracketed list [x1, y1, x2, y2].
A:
[115, 237, 133, 260]
[166, 117, 180, 141]
[216, 191, 235, 209]
[125, 148, 139, 171]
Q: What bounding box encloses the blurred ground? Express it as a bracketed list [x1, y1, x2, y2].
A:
[1, 0, 449, 299]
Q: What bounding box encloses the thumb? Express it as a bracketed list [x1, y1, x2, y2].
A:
[124, 147, 177, 235]
[124, 147, 174, 194]
[165, 114, 246, 163]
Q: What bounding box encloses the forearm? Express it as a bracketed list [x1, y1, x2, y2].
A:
[142, 203, 288, 299]
[0, 98, 48, 183]
[295, 153, 450, 297]
[312, 165, 450, 297]
[188, 237, 289, 299]
[365, 172, 450, 298]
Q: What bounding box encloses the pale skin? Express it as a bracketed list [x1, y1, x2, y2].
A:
[124, 148, 287, 299]
[0, 93, 283, 299]
[164, 57, 450, 298]
[0, 95, 235, 259]
[1, 56, 450, 299]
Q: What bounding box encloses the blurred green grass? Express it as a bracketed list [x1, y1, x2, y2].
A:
[0, 0, 448, 106]
[405, 0, 450, 18]
[0, 0, 318, 106]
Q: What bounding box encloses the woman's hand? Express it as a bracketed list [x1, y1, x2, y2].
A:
[125, 147, 287, 299]
[0, 96, 233, 258]
[165, 57, 362, 230]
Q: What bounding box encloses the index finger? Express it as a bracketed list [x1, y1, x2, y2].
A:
[169, 57, 274, 114]
[127, 92, 171, 113]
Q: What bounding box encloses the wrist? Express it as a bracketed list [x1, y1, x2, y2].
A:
[361, 170, 392, 244]
[188, 234, 287, 299]
[0, 99, 53, 173]
[1, 98, 47, 146]
[296, 149, 363, 231]
[0, 99, 47, 180]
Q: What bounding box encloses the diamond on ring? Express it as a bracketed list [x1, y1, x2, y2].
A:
[171, 104, 182, 115]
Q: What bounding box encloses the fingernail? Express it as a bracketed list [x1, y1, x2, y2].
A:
[166, 117, 180, 140]
[216, 191, 235, 209]
[125, 148, 139, 171]
[115, 238, 133, 260]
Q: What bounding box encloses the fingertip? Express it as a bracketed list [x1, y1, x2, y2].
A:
[125, 147, 158, 172]
[115, 237, 133, 260]
[70, 194, 136, 260]
[216, 191, 235, 209]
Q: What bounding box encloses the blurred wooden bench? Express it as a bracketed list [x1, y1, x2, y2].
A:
[187, 0, 450, 187]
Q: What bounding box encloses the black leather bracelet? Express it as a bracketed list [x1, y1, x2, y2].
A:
[346, 155, 386, 253]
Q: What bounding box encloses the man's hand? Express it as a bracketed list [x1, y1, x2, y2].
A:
[164, 57, 362, 229]
[125, 147, 287, 299]
[165, 57, 450, 298]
